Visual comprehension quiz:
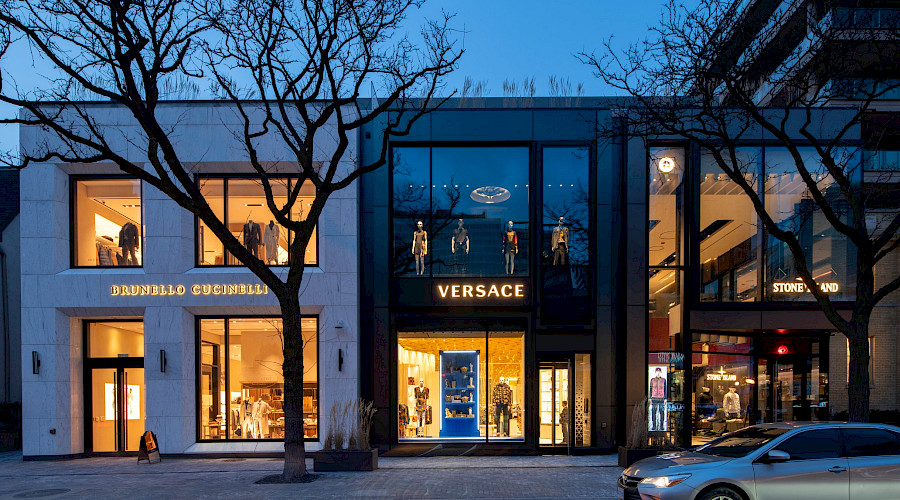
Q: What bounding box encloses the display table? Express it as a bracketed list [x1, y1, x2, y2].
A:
[439, 350, 479, 438]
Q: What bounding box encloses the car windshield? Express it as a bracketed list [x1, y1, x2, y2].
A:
[694, 427, 789, 458]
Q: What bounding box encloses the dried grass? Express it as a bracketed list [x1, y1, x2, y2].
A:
[323, 398, 377, 451]
[627, 397, 649, 449]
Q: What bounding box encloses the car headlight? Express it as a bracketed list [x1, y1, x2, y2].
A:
[639, 473, 692, 488]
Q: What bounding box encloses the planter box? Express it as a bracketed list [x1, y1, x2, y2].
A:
[313, 448, 378, 472]
[618, 446, 660, 468]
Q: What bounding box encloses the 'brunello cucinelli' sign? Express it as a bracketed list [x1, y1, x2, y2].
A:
[110, 283, 269, 296]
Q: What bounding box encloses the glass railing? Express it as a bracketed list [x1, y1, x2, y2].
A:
[833, 7, 900, 29]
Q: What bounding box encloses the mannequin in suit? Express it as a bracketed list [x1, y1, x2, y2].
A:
[243, 220, 261, 258]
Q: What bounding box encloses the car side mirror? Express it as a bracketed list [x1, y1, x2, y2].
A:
[764, 450, 790, 463]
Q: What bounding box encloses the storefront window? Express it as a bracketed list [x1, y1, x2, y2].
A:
[392, 146, 530, 277]
[647, 352, 684, 448]
[649, 147, 685, 267]
[764, 147, 857, 301]
[691, 333, 753, 446]
[700, 148, 761, 302]
[397, 329, 524, 441]
[198, 316, 318, 440]
[649, 269, 682, 351]
[541, 146, 591, 324]
[196, 177, 316, 266]
[73, 178, 142, 267]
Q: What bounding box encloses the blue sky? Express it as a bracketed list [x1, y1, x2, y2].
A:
[0, 0, 682, 157]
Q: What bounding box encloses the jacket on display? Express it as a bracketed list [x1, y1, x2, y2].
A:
[264, 223, 280, 262]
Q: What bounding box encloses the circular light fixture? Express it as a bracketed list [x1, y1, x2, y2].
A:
[470, 186, 511, 204]
[776, 345, 789, 355]
[658, 157, 676, 173]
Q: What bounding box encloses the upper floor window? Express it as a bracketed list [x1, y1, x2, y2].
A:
[73, 178, 143, 267]
[392, 146, 530, 277]
[196, 177, 317, 267]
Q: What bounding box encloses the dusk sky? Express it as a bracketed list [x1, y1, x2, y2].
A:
[0, 0, 690, 156]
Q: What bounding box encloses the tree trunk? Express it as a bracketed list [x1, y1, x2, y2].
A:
[847, 322, 871, 422]
[280, 294, 307, 479]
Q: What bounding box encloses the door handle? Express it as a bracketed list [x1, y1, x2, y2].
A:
[828, 466, 847, 473]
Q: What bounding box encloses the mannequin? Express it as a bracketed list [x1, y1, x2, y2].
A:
[649, 367, 666, 432]
[118, 221, 140, 266]
[242, 396, 255, 438]
[264, 220, 280, 264]
[551, 216, 569, 265]
[723, 386, 741, 419]
[451, 218, 470, 274]
[492, 377, 513, 437]
[414, 379, 429, 436]
[243, 219, 262, 258]
[502, 221, 518, 275]
[253, 394, 273, 438]
[698, 387, 715, 417]
[411, 220, 428, 275]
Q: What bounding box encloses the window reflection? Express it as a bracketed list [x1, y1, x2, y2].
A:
[764, 148, 857, 301]
[541, 147, 591, 324]
[73, 178, 142, 267]
[392, 147, 530, 277]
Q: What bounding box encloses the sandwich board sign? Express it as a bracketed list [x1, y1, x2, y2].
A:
[137, 430, 161, 464]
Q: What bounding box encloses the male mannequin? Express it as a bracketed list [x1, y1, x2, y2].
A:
[118, 221, 140, 266]
[723, 386, 741, 419]
[450, 218, 470, 274]
[242, 396, 255, 438]
[411, 221, 428, 275]
[253, 394, 273, 438]
[551, 216, 569, 265]
[243, 219, 261, 258]
[414, 380, 429, 436]
[492, 377, 512, 437]
[502, 221, 517, 275]
[264, 220, 280, 264]
[649, 367, 666, 431]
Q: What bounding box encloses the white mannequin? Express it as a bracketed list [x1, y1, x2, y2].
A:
[723, 386, 741, 418]
[411, 220, 428, 275]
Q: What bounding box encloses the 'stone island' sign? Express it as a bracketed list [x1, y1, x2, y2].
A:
[771, 281, 839, 294]
[110, 283, 269, 297]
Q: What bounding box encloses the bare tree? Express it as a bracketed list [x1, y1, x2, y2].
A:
[580, 0, 900, 421]
[0, 0, 459, 480]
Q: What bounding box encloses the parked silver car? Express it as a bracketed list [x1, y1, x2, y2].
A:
[618, 422, 900, 500]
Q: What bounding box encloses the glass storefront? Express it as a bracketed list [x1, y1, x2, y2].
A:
[647, 352, 685, 447]
[73, 178, 143, 267]
[196, 177, 317, 266]
[397, 329, 525, 441]
[392, 147, 531, 277]
[691, 333, 753, 445]
[198, 316, 318, 441]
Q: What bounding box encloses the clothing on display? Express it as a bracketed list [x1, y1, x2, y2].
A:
[251, 397, 273, 438]
[650, 375, 666, 399]
[723, 388, 741, 418]
[503, 224, 518, 275]
[118, 222, 140, 265]
[697, 389, 715, 417]
[399, 403, 410, 437]
[264, 221, 280, 263]
[649, 398, 666, 432]
[414, 385, 429, 437]
[243, 221, 262, 258]
[412, 222, 428, 275]
[494, 403, 510, 437]
[451, 221, 470, 274]
[551, 223, 569, 266]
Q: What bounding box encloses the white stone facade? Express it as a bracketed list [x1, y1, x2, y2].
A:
[19, 103, 359, 456]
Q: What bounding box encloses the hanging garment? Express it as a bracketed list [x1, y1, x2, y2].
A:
[264, 223, 280, 262]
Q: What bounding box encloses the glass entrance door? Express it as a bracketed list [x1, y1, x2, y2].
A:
[90, 367, 145, 452]
[758, 350, 826, 423]
[539, 362, 570, 448]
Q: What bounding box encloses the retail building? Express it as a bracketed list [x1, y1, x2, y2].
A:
[18, 103, 359, 457]
[17, 98, 899, 458]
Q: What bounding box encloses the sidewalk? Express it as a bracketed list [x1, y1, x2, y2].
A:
[0, 451, 622, 499]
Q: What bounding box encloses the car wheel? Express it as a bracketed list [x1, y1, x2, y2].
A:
[697, 486, 744, 500]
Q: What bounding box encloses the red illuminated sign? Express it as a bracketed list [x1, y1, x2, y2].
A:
[776, 345, 789, 355]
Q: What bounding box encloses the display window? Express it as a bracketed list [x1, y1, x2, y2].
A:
[73, 178, 143, 267]
[397, 329, 525, 441]
[646, 352, 684, 448]
[691, 333, 753, 446]
[540, 146, 592, 324]
[197, 316, 318, 441]
[699, 148, 761, 302]
[392, 146, 530, 277]
[196, 177, 317, 266]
